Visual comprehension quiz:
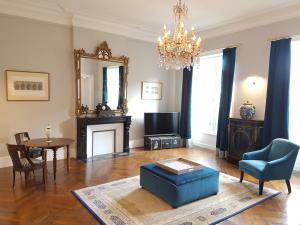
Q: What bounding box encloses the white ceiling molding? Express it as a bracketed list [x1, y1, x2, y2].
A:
[72, 14, 157, 43]
[199, 3, 300, 39]
[0, 0, 71, 26]
[0, 0, 300, 42]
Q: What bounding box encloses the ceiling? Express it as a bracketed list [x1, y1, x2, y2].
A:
[1, 0, 300, 42]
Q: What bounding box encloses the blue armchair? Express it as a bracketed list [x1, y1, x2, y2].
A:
[239, 138, 299, 195]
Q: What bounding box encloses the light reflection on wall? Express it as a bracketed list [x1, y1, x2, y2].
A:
[243, 76, 265, 94]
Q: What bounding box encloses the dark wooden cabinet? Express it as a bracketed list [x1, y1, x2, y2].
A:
[227, 118, 264, 163]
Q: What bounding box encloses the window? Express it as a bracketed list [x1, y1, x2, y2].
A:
[191, 52, 223, 138]
[289, 40, 300, 146]
[107, 67, 120, 109]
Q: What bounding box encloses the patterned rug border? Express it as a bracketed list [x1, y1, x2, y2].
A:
[209, 191, 281, 225]
[73, 190, 108, 225]
[72, 175, 281, 225]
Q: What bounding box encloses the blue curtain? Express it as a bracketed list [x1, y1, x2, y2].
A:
[118, 66, 124, 109]
[263, 38, 291, 146]
[216, 48, 236, 155]
[180, 67, 193, 139]
[102, 67, 108, 104]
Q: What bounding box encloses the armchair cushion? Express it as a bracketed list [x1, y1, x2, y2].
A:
[239, 160, 268, 180]
[243, 146, 270, 160]
[20, 158, 32, 168]
[20, 157, 44, 169]
[29, 147, 43, 158]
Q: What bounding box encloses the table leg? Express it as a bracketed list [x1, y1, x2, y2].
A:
[67, 145, 70, 172]
[53, 148, 57, 181]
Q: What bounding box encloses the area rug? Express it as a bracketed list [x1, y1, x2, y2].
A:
[73, 173, 280, 225]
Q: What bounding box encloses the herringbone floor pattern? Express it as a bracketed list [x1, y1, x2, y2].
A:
[0, 147, 299, 225]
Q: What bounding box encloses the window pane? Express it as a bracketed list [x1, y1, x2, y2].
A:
[191, 53, 223, 138]
[107, 67, 119, 109]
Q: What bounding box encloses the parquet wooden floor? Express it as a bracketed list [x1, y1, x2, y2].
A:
[0, 147, 299, 225]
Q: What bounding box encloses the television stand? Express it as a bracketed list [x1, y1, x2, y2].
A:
[144, 134, 181, 150]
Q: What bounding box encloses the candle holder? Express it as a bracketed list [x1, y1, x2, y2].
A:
[45, 124, 52, 143]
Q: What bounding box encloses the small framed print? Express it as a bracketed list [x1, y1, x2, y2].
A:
[141, 82, 162, 100]
[6, 70, 50, 101]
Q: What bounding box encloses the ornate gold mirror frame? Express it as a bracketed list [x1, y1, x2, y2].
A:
[74, 41, 129, 116]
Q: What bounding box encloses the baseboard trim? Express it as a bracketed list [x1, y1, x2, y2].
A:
[294, 163, 300, 172]
[0, 156, 12, 168]
[129, 139, 144, 148]
[191, 141, 216, 151]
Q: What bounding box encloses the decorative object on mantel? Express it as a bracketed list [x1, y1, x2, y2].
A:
[240, 101, 256, 120]
[45, 124, 52, 143]
[95, 103, 113, 117]
[81, 104, 89, 117]
[141, 82, 162, 100]
[157, 0, 202, 70]
[74, 41, 129, 117]
[6, 70, 49, 101]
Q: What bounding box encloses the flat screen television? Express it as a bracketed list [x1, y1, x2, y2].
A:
[144, 112, 180, 135]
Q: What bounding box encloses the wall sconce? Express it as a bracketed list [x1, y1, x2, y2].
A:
[245, 76, 264, 93]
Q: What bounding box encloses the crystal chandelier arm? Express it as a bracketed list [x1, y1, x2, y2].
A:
[157, 0, 201, 70]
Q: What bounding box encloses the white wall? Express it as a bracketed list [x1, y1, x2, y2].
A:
[0, 14, 177, 167]
[0, 14, 75, 166]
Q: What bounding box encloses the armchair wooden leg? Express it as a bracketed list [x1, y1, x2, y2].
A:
[240, 171, 244, 183]
[13, 170, 15, 188]
[259, 180, 264, 195]
[285, 179, 291, 194]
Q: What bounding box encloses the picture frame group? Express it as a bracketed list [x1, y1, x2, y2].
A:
[6, 70, 50, 101]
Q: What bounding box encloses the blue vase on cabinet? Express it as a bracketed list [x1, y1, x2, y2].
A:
[240, 101, 255, 120]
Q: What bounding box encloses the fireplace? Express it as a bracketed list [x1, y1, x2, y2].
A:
[76, 116, 131, 160]
[86, 123, 124, 157]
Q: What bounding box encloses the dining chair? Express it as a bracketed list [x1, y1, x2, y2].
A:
[7, 144, 46, 187]
[15, 132, 46, 159]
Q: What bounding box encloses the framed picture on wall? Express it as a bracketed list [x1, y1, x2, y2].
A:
[141, 81, 162, 100]
[6, 70, 50, 101]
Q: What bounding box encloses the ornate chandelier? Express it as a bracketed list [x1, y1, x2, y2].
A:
[157, 0, 202, 70]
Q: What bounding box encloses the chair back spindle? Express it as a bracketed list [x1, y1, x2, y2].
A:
[15, 132, 30, 145]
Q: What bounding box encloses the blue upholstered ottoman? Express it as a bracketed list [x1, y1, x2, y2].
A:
[140, 163, 219, 208]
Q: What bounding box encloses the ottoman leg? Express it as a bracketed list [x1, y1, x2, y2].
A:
[259, 180, 264, 195]
[240, 171, 244, 183]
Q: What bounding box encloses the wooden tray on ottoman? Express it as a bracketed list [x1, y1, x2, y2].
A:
[156, 158, 202, 175]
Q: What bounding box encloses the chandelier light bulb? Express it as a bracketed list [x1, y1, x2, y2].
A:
[191, 25, 195, 31]
[163, 25, 167, 30]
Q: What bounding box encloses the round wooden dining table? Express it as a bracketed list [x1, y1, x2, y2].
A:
[22, 138, 74, 181]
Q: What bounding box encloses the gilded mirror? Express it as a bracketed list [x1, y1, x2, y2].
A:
[74, 42, 129, 116]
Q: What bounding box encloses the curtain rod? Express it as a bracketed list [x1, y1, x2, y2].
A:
[268, 34, 300, 42]
[201, 43, 241, 56]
